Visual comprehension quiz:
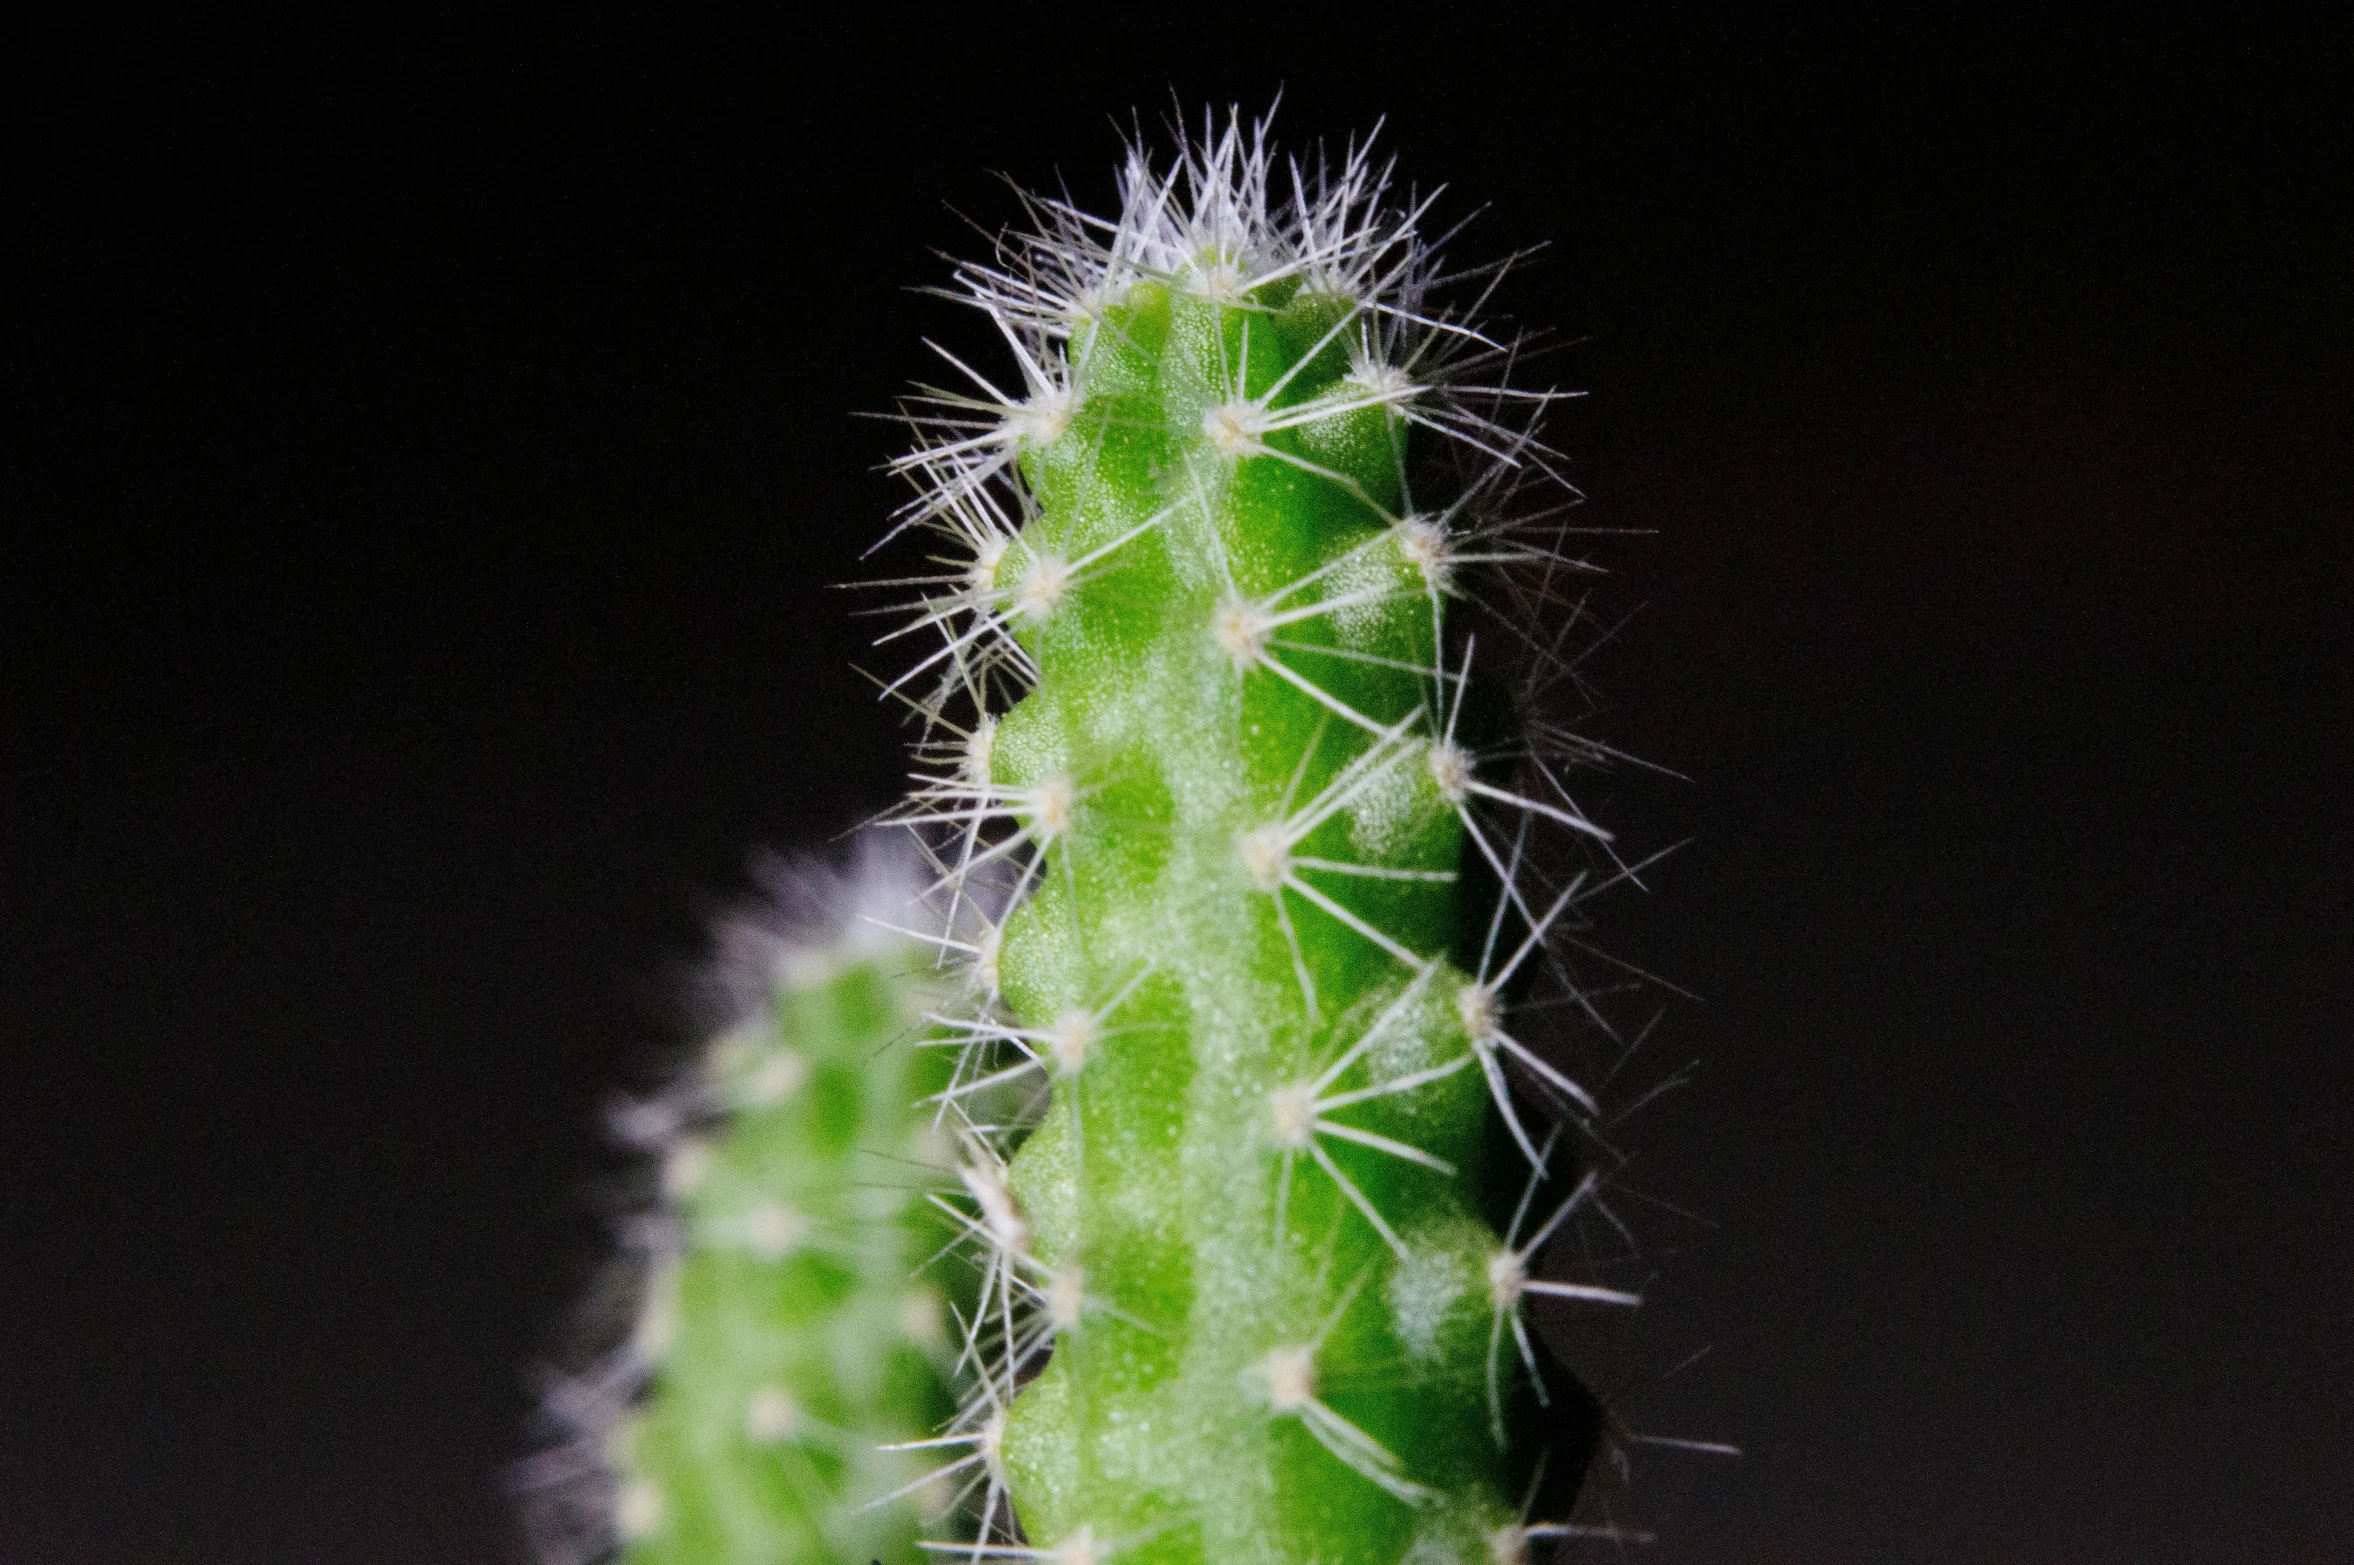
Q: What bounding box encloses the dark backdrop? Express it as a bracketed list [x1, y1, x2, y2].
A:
[5, 11, 2347, 1563]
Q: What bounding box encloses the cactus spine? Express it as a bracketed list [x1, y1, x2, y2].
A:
[885, 115, 1644, 1565]
[516, 851, 972, 1565]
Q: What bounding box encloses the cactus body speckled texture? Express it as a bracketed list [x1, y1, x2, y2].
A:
[516, 854, 973, 1565]
[884, 116, 1649, 1565]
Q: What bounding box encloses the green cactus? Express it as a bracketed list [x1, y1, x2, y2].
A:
[514, 849, 977, 1565]
[880, 114, 1653, 1565]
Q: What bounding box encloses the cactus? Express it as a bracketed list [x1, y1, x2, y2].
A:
[513, 846, 976, 1565]
[877, 113, 1655, 1565]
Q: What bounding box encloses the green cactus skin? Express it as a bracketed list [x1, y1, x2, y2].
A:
[515, 853, 974, 1565]
[882, 116, 1649, 1565]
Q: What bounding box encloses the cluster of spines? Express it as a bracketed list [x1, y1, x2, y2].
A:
[864, 110, 1709, 1565]
[513, 848, 975, 1565]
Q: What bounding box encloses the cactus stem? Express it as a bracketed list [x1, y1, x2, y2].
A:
[865, 107, 1672, 1563]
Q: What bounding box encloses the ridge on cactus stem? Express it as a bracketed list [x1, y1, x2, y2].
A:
[868, 107, 1692, 1565]
[511, 838, 985, 1565]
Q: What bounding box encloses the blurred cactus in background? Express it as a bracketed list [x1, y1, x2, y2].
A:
[515, 846, 977, 1564]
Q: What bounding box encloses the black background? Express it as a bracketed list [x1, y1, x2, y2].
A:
[5, 10, 2348, 1563]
